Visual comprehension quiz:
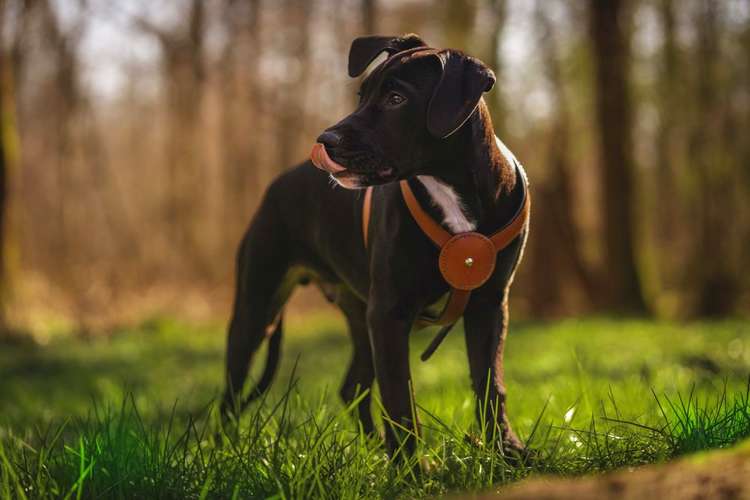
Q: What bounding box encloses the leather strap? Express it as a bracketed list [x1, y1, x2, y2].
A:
[399, 176, 529, 328]
[399, 181, 453, 248]
[416, 289, 470, 328]
[362, 186, 373, 248]
[360, 174, 529, 332]
[399, 180, 452, 247]
[400, 178, 530, 253]
[490, 189, 530, 251]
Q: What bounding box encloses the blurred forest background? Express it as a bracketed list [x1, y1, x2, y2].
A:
[0, 0, 748, 335]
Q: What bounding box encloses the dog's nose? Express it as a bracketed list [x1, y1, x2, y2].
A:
[316, 130, 343, 148]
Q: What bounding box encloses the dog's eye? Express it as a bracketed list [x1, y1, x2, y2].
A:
[385, 92, 406, 107]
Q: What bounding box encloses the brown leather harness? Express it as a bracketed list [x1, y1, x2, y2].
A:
[362, 175, 530, 360]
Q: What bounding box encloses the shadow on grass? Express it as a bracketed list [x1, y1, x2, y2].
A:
[0, 319, 353, 426]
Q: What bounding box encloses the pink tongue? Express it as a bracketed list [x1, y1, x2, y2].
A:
[310, 143, 346, 173]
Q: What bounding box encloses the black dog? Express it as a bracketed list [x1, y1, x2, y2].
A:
[221, 34, 530, 459]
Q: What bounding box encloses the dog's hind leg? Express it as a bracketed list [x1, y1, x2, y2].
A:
[220, 208, 294, 420]
[337, 290, 375, 435]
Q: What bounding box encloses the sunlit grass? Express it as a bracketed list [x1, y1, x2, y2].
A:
[1, 316, 749, 497]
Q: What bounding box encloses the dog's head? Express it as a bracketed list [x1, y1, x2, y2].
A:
[311, 34, 496, 189]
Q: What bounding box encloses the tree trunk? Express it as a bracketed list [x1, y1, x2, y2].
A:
[588, 0, 648, 314]
[33, 0, 80, 277]
[168, 0, 205, 262]
[741, 3, 750, 305]
[527, 1, 600, 315]
[220, 0, 261, 246]
[362, 0, 376, 35]
[443, 0, 476, 51]
[0, 0, 21, 331]
[0, 19, 9, 329]
[138, 0, 207, 273]
[276, 0, 311, 174]
[653, 0, 681, 304]
[690, 0, 738, 316]
[486, 0, 507, 138]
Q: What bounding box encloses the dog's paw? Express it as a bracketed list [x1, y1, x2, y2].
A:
[501, 439, 539, 467]
[463, 432, 484, 448]
[419, 455, 436, 475]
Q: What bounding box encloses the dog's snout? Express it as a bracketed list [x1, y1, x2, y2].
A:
[317, 130, 343, 148]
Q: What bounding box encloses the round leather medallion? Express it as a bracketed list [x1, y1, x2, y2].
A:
[438, 233, 496, 291]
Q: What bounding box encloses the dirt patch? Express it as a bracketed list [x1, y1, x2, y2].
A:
[486, 441, 750, 500]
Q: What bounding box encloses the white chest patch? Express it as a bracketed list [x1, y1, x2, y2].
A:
[416, 175, 476, 233]
[416, 137, 525, 235]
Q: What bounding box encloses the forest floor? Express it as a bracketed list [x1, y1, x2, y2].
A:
[493, 438, 750, 499]
[1, 314, 749, 498]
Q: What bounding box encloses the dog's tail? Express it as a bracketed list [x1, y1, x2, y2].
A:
[240, 315, 284, 411]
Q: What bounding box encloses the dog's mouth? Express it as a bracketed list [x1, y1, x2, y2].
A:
[311, 143, 395, 188]
[311, 143, 347, 175]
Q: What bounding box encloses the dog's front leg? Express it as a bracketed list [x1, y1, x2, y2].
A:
[367, 305, 418, 460]
[463, 295, 524, 454]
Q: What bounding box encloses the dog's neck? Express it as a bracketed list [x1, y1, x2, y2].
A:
[417, 100, 518, 233]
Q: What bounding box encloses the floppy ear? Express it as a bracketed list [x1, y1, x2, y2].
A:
[426, 51, 496, 139]
[348, 34, 427, 78]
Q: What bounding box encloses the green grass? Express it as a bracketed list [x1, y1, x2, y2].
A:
[1, 315, 749, 498]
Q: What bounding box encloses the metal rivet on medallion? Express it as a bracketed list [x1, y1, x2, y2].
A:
[464, 257, 474, 268]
